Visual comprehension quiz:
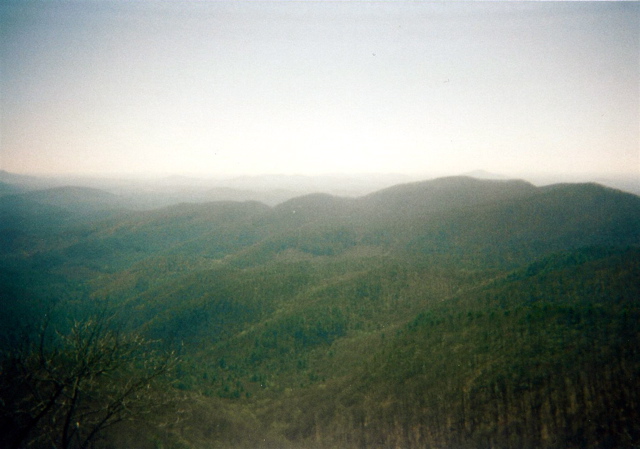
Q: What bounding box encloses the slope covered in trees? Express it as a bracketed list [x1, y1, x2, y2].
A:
[294, 247, 640, 449]
[0, 175, 638, 448]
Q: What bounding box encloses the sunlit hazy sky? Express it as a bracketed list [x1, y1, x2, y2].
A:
[1, 1, 638, 177]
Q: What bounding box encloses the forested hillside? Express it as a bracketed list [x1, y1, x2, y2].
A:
[0, 176, 638, 448]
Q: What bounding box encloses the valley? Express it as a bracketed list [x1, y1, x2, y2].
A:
[0, 173, 638, 448]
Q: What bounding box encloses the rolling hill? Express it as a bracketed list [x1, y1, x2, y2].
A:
[0, 175, 638, 449]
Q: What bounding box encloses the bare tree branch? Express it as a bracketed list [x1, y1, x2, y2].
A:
[0, 314, 177, 449]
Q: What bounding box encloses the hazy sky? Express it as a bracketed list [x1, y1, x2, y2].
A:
[1, 1, 638, 177]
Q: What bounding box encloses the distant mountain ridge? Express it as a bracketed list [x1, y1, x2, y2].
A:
[360, 176, 538, 215]
[243, 177, 639, 267]
[2, 175, 638, 266]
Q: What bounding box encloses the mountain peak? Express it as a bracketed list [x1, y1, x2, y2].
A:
[361, 175, 537, 216]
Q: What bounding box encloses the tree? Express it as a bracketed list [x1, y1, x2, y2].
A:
[0, 315, 177, 449]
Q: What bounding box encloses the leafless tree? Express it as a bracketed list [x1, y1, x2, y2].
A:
[0, 315, 177, 449]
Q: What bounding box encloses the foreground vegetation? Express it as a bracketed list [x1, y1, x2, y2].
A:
[1, 176, 639, 448]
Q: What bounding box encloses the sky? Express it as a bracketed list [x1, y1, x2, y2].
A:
[0, 1, 638, 178]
